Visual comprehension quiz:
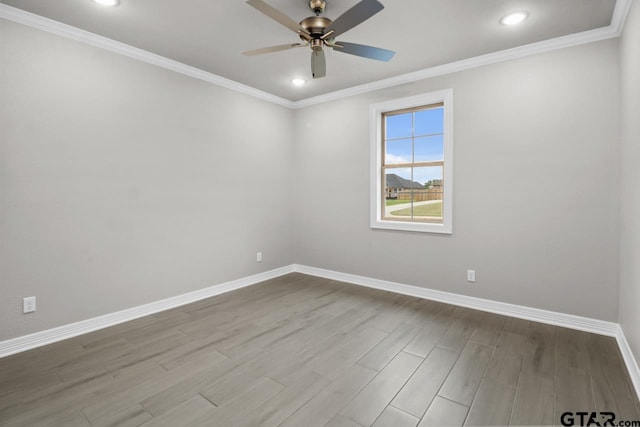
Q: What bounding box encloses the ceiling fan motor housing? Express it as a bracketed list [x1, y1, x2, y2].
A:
[299, 16, 332, 37]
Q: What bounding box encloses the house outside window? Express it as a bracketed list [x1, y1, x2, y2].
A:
[370, 89, 453, 234]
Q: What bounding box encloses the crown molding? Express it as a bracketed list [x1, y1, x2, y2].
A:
[292, 0, 632, 108]
[0, 4, 295, 109]
[611, 0, 633, 36]
[292, 27, 624, 108]
[0, 0, 632, 110]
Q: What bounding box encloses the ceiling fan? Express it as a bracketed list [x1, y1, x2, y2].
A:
[243, 0, 395, 79]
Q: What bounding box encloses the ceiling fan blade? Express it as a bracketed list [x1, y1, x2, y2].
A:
[326, 0, 384, 38]
[332, 41, 395, 61]
[311, 50, 326, 79]
[246, 0, 305, 35]
[243, 43, 305, 56]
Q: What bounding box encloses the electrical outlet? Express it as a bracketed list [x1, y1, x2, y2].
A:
[23, 296, 36, 313]
[467, 270, 476, 283]
[257, 252, 263, 262]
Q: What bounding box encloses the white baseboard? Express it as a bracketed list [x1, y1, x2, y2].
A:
[293, 264, 619, 335]
[2, 263, 638, 401]
[0, 265, 294, 358]
[293, 264, 640, 399]
[615, 325, 640, 400]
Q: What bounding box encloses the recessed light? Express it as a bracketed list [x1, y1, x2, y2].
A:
[500, 11, 528, 26]
[291, 78, 307, 87]
[93, 0, 119, 7]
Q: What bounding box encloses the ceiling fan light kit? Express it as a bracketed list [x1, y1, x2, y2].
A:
[244, 0, 395, 79]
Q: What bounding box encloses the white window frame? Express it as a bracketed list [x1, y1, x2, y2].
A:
[370, 89, 453, 234]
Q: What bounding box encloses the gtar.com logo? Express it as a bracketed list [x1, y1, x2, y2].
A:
[560, 412, 640, 427]
[560, 412, 616, 426]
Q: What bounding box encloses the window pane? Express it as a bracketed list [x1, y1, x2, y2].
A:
[414, 135, 444, 162]
[384, 165, 444, 221]
[411, 166, 443, 222]
[384, 168, 415, 218]
[385, 113, 412, 139]
[414, 107, 443, 135]
[385, 138, 411, 165]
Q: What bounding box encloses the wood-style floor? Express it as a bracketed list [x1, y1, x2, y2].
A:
[1, 273, 639, 427]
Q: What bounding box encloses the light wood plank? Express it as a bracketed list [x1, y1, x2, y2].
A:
[186, 377, 284, 427]
[436, 309, 479, 354]
[340, 351, 422, 426]
[555, 327, 590, 372]
[404, 306, 457, 357]
[554, 366, 595, 422]
[357, 322, 420, 371]
[325, 415, 364, 427]
[484, 346, 522, 388]
[235, 371, 329, 427]
[92, 404, 153, 427]
[510, 372, 554, 426]
[521, 321, 556, 379]
[309, 326, 388, 380]
[392, 347, 458, 417]
[372, 406, 419, 427]
[418, 397, 468, 427]
[280, 364, 376, 427]
[469, 312, 508, 346]
[140, 394, 214, 427]
[464, 379, 516, 426]
[438, 342, 493, 406]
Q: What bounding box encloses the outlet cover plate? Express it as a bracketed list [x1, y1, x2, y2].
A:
[467, 270, 476, 283]
[23, 296, 36, 313]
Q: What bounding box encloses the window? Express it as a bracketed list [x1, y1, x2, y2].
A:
[370, 89, 453, 233]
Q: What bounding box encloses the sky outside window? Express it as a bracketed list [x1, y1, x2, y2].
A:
[385, 106, 444, 184]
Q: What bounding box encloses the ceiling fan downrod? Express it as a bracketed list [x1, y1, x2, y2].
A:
[309, 0, 326, 16]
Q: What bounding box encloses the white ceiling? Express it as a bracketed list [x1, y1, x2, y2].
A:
[1, 0, 617, 101]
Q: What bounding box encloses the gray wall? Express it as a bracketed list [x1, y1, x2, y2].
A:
[293, 39, 621, 321]
[0, 15, 627, 344]
[0, 20, 294, 341]
[619, 0, 640, 364]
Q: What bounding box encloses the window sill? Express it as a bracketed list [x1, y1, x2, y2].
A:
[371, 219, 452, 234]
